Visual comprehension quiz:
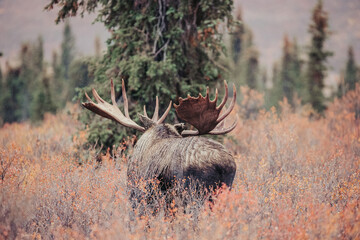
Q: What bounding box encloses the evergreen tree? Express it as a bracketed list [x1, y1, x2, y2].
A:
[34, 36, 44, 72]
[291, 38, 306, 101]
[228, 7, 248, 91]
[17, 43, 36, 121]
[0, 67, 3, 94]
[52, 51, 62, 80]
[30, 37, 57, 122]
[61, 20, 75, 82]
[0, 66, 4, 124]
[31, 74, 57, 122]
[259, 67, 267, 92]
[52, 21, 76, 106]
[230, 9, 244, 65]
[0, 54, 3, 122]
[280, 35, 305, 106]
[306, 0, 332, 112]
[337, 71, 345, 98]
[46, 0, 234, 150]
[51, 50, 64, 106]
[281, 35, 294, 105]
[3, 63, 22, 123]
[227, 5, 261, 105]
[266, 62, 282, 108]
[243, 29, 259, 89]
[344, 46, 358, 92]
[69, 58, 95, 99]
[2, 37, 56, 123]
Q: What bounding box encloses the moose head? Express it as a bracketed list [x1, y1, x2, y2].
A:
[82, 79, 237, 209]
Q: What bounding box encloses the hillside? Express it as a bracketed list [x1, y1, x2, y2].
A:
[1, 0, 359, 74]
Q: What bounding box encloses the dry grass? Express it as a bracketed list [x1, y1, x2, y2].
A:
[1, 86, 360, 239]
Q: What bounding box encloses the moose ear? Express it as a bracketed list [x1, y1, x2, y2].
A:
[174, 123, 185, 134]
[138, 114, 156, 129]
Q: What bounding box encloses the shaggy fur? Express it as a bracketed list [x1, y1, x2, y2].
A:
[127, 121, 237, 203]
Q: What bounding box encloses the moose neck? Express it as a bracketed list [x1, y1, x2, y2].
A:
[134, 124, 181, 155]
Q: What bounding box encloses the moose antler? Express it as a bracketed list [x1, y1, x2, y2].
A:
[82, 79, 172, 131]
[174, 80, 238, 136]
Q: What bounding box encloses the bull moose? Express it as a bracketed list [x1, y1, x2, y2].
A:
[82, 79, 237, 210]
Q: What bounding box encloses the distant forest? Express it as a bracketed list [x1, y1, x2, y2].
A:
[0, 1, 359, 143]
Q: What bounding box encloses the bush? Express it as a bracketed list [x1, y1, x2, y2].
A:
[0, 88, 359, 239]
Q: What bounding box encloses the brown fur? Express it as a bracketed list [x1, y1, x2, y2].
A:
[127, 120, 236, 202]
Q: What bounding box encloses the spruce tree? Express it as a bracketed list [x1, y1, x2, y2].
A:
[230, 9, 244, 65]
[46, 0, 234, 149]
[2, 42, 38, 123]
[3, 64, 22, 123]
[30, 37, 57, 122]
[18, 43, 37, 121]
[306, 0, 332, 112]
[291, 38, 305, 101]
[266, 62, 282, 108]
[69, 58, 95, 99]
[31, 75, 57, 122]
[0, 66, 2, 94]
[259, 67, 267, 92]
[34, 36, 44, 72]
[1, 37, 56, 123]
[52, 22, 76, 106]
[243, 29, 259, 89]
[281, 35, 294, 105]
[61, 20, 75, 82]
[228, 7, 259, 92]
[0, 66, 4, 124]
[51, 50, 64, 106]
[279, 36, 305, 107]
[344, 46, 358, 92]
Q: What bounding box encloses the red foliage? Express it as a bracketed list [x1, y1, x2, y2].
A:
[0, 87, 359, 239]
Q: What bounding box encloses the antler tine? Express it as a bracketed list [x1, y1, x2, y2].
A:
[110, 78, 128, 119]
[180, 115, 238, 137]
[110, 79, 117, 105]
[121, 79, 130, 118]
[215, 105, 227, 129]
[82, 80, 145, 132]
[212, 88, 219, 103]
[143, 105, 149, 118]
[92, 88, 105, 104]
[210, 116, 238, 135]
[157, 101, 172, 124]
[180, 129, 199, 137]
[152, 96, 159, 121]
[143, 98, 171, 123]
[174, 80, 237, 136]
[216, 80, 228, 110]
[85, 91, 93, 102]
[216, 83, 236, 124]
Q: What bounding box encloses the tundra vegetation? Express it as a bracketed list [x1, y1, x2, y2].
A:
[0, 85, 359, 239]
[1, 0, 360, 239]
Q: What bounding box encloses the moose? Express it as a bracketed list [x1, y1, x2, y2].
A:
[82, 79, 237, 210]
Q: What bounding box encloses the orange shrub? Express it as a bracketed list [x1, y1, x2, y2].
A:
[0, 88, 359, 239]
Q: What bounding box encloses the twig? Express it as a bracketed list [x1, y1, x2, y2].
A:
[153, 39, 170, 60]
